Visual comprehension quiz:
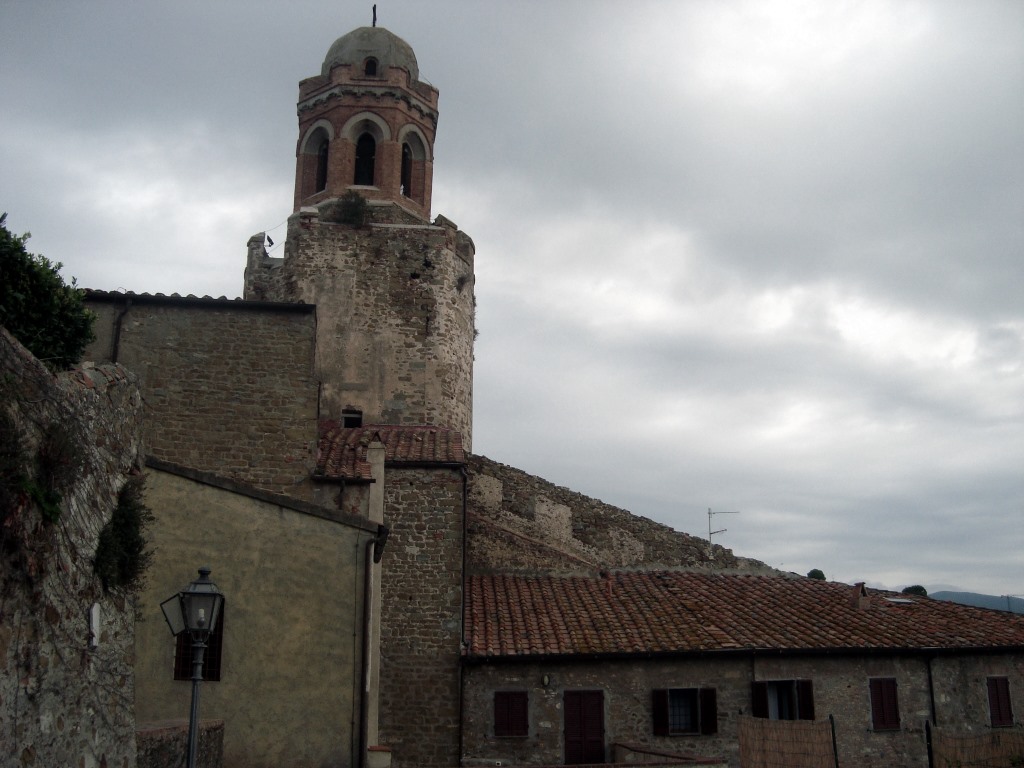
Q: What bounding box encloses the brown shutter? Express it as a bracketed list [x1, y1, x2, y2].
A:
[870, 678, 899, 730]
[495, 691, 528, 737]
[652, 689, 669, 736]
[700, 688, 718, 735]
[751, 681, 769, 718]
[988, 677, 1014, 727]
[565, 691, 605, 764]
[796, 679, 815, 721]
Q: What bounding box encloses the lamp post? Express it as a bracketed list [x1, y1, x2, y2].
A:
[160, 566, 225, 768]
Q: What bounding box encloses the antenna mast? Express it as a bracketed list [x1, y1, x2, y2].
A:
[707, 507, 740, 558]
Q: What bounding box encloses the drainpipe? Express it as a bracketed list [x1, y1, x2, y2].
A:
[458, 464, 469, 765]
[359, 440, 387, 767]
[926, 654, 937, 726]
[111, 297, 132, 362]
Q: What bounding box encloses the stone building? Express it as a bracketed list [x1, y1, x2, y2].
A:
[79, 20, 1022, 768]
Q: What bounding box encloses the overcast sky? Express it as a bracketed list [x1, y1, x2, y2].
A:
[2, 1, 1022, 597]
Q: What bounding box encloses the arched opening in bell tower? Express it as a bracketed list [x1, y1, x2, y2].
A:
[354, 133, 376, 186]
[298, 123, 333, 201]
[398, 128, 429, 205]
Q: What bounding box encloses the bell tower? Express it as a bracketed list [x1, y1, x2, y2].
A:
[244, 24, 476, 448]
[294, 25, 438, 221]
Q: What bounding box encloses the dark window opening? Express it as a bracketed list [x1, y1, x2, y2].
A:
[341, 409, 363, 428]
[653, 688, 718, 736]
[354, 133, 376, 186]
[364, 58, 378, 76]
[174, 604, 224, 682]
[989, 676, 1014, 727]
[401, 143, 412, 197]
[315, 139, 329, 192]
[752, 680, 814, 721]
[494, 691, 528, 737]
[869, 678, 900, 731]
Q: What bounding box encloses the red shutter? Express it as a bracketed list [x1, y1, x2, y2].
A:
[652, 689, 669, 736]
[988, 677, 1014, 727]
[870, 678, 900, 730]
[751, 681, 769, 718]
[699, 688, 718, 735]
[796, 679, 815, 721]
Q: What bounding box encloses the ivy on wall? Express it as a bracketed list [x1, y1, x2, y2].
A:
[94, 476, 153, 592]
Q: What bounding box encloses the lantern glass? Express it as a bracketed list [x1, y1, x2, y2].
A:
[160, 593, 187, 637]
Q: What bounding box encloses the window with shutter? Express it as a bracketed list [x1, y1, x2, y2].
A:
[751, 680, 814, 721]
[988, 677, 1014, 728]
[173, 604, 224, 682]
[494, 691, 529, 737]
[869, 678, 900, 731]
[652, 688, 718, 736]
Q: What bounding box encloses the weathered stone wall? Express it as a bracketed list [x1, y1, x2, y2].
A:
[1, 329, 143, 768]
[463, 651, 1024, 768]
[466, 454, 775, 575]
[378, 466, 465, 768]
[135, 462, 379, 768]
[136, 720, 224, 768]
[83, 293, 319, 499]
[246, 206, 475, 448]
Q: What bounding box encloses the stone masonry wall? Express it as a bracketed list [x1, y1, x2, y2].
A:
[463, 651, 1023, 768]
[378, 466, 465, 768]
[83, 294, 318, 499]
[466, 454, 776, 576]
[1, 329, 144, 768]
[247, 205, 476, 448]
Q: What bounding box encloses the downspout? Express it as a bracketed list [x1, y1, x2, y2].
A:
[926, 653, 937, 726]
[111, 297, 132, 363]
[458, 464, 469, 765]
[360, 525, 389, 768]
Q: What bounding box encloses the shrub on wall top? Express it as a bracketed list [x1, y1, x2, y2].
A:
[0, 213, 95, 371]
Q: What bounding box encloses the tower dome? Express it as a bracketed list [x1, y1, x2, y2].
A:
[321, 26, 420, 81]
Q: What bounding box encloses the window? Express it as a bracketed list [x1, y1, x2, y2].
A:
[341, 409, 363, 428]
[315, 138, 329, 193]
[364, 57, 378, 76]
[988, 677, 1014, 727]
[751, 680, 814, 721]
[354, 133, 376, 186]
[494, 691, 528, 737]
[869, 678, 900, 731]
[401, 143, 412, 197]
[653, 688, 718, 735]
[174, 604, 224, 681]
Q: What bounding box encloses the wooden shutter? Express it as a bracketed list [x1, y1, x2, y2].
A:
[565, 691, 605, 764]
[495, 691, 528, 737]
[751, 681, 769, 718]
[796, 679, 815, 721]
[652, 689, 669, 736]
[869, 678, 900, 730]
[699, 688, 718, 735]
[988, 677, 1014, 727]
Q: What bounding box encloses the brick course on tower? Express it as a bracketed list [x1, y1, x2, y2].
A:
[245, 25, 476, 448]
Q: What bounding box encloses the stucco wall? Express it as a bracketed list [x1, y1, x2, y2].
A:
[462, 651, 1024, 768]
[1, 329, 143, 768]
[377, 466, 465, 768]
[135, 464, 379, 768]
[83, 294, 319, 499]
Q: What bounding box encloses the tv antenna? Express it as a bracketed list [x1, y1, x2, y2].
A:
[707, 507, 740, 557]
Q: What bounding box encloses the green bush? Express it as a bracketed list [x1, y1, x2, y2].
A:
[0, 213, 95, 370]
[94, 476, 153, 591]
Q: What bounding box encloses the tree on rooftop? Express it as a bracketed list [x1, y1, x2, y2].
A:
[807, 568, 826, 580]
[0, 213, 94, 370]
[902, 584, 928, 597]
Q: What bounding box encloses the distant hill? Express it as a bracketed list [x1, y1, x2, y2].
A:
[931, 591, 1024, 614]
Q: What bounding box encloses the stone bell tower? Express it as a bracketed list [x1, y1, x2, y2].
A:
[245, 24, 476, 448]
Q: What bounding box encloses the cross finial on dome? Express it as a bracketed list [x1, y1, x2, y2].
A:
[372, 4, 377, 27]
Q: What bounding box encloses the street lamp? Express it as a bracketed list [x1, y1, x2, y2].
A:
[160, 566, 225, 768]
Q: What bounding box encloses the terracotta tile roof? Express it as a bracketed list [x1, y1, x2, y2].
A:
[316, 423, 465, 480]
[465, 571, 1024, 659]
